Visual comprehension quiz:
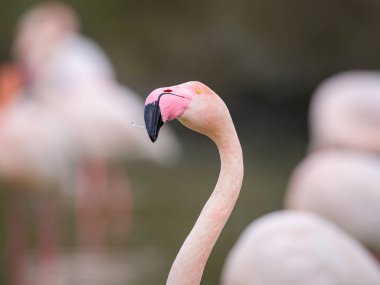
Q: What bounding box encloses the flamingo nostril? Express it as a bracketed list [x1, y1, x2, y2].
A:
[163, 89, 172, 92]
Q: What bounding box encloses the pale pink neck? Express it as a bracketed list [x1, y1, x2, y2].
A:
[167, 120, 243, 285]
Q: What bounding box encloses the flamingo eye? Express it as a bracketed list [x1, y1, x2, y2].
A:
[195, 88, 202, 95]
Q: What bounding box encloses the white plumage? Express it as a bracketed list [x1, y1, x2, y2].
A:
[222, 211, 380, 285]
[309, 71, 380, 152]
[0, 97, 78, 189]
[285, 149, 380, 255]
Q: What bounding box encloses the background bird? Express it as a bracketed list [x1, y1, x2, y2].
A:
[0, 63, 79, 285]
[285, 148, 380, 262]
[2, 2, 182, 284]
[308, 71, 380, 153]
[221, 211, 380, 285]
[285, 71, 380, 263]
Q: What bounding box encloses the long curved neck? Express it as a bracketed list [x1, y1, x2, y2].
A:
[167, 119, 244, 285]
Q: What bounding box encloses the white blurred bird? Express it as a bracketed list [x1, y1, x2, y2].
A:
[0, 98, 78, 189]
[14, 2, 181, 163]
[285, 149, 380, 261]
[221, 211, 380, 285]
[309, 71, 380, 152]
[0, 63, 78, 285]
[7, 3, 182, 285]
[285, 70, 380, 262]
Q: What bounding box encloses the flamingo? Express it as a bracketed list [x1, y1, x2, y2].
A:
[221, 211, 380, 285]
[144, 81, 243, 284]
[285, 149, 380, 260]
[308, 71, 380, 152]
[285, 71, 380, 262]
[0, 64, 79, 285]
[10, 2, 182, 284]
[13, 1, 181, 164]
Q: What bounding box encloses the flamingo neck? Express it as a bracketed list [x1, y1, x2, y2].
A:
[167, 120, 243, 285]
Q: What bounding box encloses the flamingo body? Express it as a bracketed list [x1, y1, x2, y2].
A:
[0, 97, 78, 188]
[221, 211, 380, 285]
[285, 149, 380, 254]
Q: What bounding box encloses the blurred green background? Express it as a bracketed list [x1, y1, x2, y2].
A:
[1, 0, 380, 284]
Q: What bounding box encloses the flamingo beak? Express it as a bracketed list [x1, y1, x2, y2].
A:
[144, 98, 164, 142]
[144, 91, 190, 142]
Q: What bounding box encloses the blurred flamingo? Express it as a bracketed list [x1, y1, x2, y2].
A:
[225, 72, 380, 283]
[285, 150, 380, 262]
[309, 71, 380, 152]
[285, 71, 380, 263]
[0, 62, 79, 285]
[11, 2, 181, 284]
[221, 211, 380, 285]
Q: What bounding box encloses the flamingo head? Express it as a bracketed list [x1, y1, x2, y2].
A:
[144, 81, 223, 142]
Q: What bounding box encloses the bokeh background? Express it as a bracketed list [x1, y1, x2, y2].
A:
[1, 0, 380, 284]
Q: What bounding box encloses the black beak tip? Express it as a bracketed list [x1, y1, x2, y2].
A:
[149, 133, 158, 143]
[144, 101, 164, 143]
